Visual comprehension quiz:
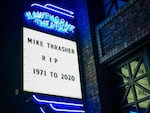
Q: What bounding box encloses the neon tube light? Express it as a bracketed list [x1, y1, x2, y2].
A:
[24, 11, 75, 34]
[32, 95, 83, 107]
[40, 107, 46, 113]
[44, 4, 74, 15]
[31, 3, 74, 18]
[130, 111, 137, 113]
[49, 104, 85, 113]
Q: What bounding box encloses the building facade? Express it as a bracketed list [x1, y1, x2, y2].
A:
[82, 0, 150, 113]
[2, 0, 150, 113]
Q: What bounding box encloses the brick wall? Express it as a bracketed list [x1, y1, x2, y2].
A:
[75, 0, 101, 113]
[96, 0, 150, 63]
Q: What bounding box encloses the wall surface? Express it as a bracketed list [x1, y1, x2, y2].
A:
[94, 0, 150, 113]
[96, 0, 150, 63]
[75, 0, 101, 113]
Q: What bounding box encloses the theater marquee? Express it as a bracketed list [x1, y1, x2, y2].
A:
[23, 27, 82, 99]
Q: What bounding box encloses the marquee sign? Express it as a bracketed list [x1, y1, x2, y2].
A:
[23, 27, 82, 99]
[23, 2, 84, 113]
[24, 3, 75, 35]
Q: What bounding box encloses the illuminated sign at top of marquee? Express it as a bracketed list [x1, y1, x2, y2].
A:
[24, 3, 75, 34]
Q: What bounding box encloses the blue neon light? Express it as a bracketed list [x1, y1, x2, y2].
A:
[130, 111, 137, 113]
[24, 11, 75, 34]
[40, 107, 46, 113]
[31, 3, 74, 18]
[32, 95, 85, 113]
[32, 95, 83, 106]
[49, 104, 85, 113]
[24, 3, 76, 34]
[44, 4, 74, 15]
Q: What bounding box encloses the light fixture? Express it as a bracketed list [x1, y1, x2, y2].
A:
[32, 95, 85, 113]
[31, 3, 74, 18]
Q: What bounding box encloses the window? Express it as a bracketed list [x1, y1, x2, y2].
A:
[103, 0, 128, 17]
[113, 49, 150, 113]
